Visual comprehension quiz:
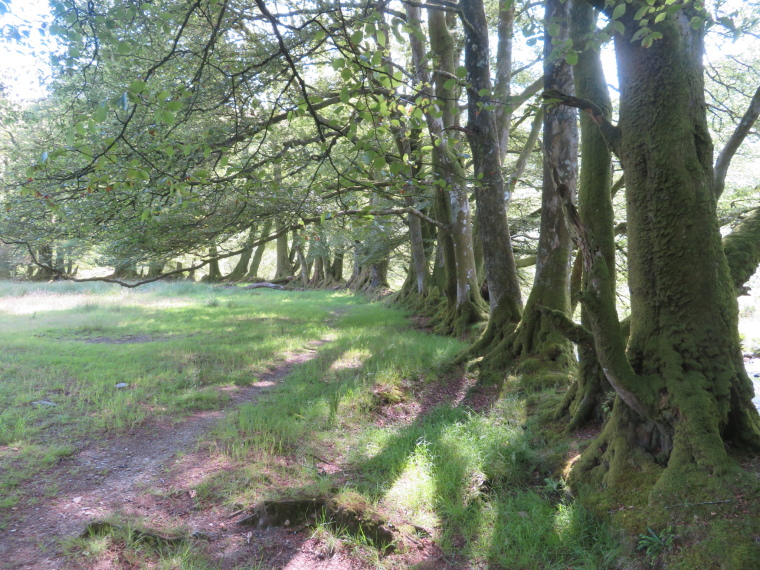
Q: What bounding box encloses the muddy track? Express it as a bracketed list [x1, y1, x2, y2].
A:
[0, 337, 332, 570]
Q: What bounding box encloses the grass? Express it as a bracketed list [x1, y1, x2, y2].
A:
[0, 280, 623, 568]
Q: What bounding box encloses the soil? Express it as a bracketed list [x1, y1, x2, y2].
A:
[0, 333, 460, 570]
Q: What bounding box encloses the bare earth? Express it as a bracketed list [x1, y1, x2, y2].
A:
[0, 333, 455, 570]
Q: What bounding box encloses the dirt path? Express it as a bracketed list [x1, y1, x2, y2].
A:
[0, 337, 332, 570]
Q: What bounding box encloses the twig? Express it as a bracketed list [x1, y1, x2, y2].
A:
[664, 499, 732, 510]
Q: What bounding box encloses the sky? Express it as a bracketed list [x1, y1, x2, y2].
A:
[0, 0, 55, 101]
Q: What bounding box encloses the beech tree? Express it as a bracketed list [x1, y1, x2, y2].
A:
[546, 0, 760, 536]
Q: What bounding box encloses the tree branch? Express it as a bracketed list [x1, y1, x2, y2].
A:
[542, 89, 622, 158]
[714, 84, 760, 200]
[553, 171, 650, 418]
[723, 206, 760, 295]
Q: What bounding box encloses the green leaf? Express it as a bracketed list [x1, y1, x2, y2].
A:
[373, 156, 387, 169]
[455, 66, 467, 79]
[634, 6, 649, 20]
[119, 92, 129, 110]
[613, 20, 625, 34]
[565, 50, 578, 65]
[350, 30, 363, 45]
[94, 105, 107, 123]
[612, 3, 626, 20]
[548, 22, 560, 37]
[161, 110, 175, 125]
[655, 12, 666, 23]
[340, 86, 350, 103]
[129, 80, 146, 93]
[341, 67, 353, 81]
[315, 29, 325, 42]
[166, 100, 183, 111]
[117, 41, 131, 55]
[377, 30, 386, 47]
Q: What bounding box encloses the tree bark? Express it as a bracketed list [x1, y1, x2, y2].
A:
[565, 0, 760, 515]
[246, 218, 273, 280]
[274, 219, 294, 279]
[460, 0, 523, 321]
[464, 0, 577, 386]
[555, 1, 614, 430]
[227, 226, 257, 281]
[204, 246, 223, 282]
[723, 207, 760, 294]
[425, 7, 486, 334]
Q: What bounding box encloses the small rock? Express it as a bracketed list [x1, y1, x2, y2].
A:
[73, 497, 82, 504]
[32, 400, 57, 408]
[115, 383, 129, 388]
[517, 511, 528, 518]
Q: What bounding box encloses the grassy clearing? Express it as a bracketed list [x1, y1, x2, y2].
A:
[0, 282, 341, 505]
[1, 281, 624, 568]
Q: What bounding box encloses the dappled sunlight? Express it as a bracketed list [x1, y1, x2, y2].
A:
[328, 349, 370, 371]
[380, 443, 439, 530]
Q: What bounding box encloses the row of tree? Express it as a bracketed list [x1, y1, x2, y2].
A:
[1, 0, 760, 548]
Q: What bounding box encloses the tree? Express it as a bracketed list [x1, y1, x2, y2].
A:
[550, 0, 760, 540]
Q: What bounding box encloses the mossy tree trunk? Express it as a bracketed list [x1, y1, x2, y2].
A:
[111, 258, 140, 280]
[562, 0, 760, 511]
[425, 7, 486, 334]
[32, 244, 56, 280]
[467, 0, 577, 386]
[146, 259, 165, 279]
[555, 2, 613, 430]
[460, 0, 523, 324]
[723, 207, 760, 295]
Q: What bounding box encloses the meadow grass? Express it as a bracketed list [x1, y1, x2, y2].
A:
[1, 280, 622, 568]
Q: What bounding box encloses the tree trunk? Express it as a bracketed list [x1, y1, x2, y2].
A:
[204, 246, 223, 282]
[555, 1, 614, 430]
[245, 218, 273, 280]
[274, 219, 294, 279]
[146, 259, 164, 279]
[723, 207, 760, 295]
[227, 226, 257, 281]
[331, 248, 344, 282]
[458, 0, 524, 357]
[465, 0, 577, 386]
[32, 244, 56, 280]
[54, 246, 66, 278]
[425, 7, 486, 335]
[111, 258, 140, 280]
[294, 240, 309, 287]
[566, 0, 760, 523]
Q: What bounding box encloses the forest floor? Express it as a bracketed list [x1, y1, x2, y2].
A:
[0, 281, 758, 569]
